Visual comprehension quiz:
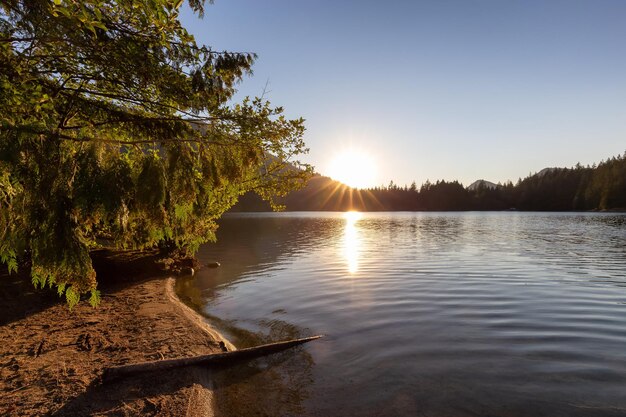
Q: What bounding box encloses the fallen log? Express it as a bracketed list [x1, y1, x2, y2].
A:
[102, 335, 323, 382]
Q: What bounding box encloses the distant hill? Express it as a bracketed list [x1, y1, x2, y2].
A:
[230, 175, 385, 212]
[531, 168, 567, 178]
[467, 179, 498, 191]
[534, 167, 563, 178]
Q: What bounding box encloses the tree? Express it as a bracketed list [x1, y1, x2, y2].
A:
[0, 0, 311, 307]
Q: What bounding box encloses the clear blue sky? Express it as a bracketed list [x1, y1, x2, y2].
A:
[180, 0, 626, 187]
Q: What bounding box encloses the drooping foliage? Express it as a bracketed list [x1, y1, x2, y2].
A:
[0, 0, 311, 307]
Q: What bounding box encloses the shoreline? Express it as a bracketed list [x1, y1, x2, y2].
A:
[164, 277, 237, 353]
[0, 269, 234, 416]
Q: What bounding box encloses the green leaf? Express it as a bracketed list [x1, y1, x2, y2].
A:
[57, 283, 66, 297]
[66, 288, 80, 310]
[7, 258, 18, 274]
[89, 289, 101, 307]
[1, 0, 310, 308]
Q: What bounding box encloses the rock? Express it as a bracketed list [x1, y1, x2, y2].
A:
[206, 261, 220, 268]
[179, 267, 194, 276]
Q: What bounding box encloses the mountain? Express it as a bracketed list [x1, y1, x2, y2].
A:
[534, 167, 564, 178]
[467, 179, 498, 191]
[230, 175, 392, 212]
[230, 175, 353, 212]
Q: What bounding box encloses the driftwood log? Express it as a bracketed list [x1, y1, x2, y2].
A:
[102, 335, 323, 382]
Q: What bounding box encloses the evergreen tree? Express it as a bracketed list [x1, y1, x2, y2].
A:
[0, 0, 310, 306]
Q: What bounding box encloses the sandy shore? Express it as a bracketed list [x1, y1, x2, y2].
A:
[0, 253, 233, 416]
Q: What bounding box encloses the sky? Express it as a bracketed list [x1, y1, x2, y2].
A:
[180, 0, 626, 187]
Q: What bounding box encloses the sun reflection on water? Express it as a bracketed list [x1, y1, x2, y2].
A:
[343, 211, 362, 274]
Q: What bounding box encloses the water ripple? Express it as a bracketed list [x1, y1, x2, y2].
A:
[181, 212, 626, 417]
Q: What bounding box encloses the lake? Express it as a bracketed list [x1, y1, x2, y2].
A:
[176, 212, 626, 417]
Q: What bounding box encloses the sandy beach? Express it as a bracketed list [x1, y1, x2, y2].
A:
[0, 252, 232, 417]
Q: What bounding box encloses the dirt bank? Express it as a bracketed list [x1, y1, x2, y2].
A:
[0, 253, 232, 416]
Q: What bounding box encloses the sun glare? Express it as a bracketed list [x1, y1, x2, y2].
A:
[343, 211, 362, 274]
[329, 150, 377, 189]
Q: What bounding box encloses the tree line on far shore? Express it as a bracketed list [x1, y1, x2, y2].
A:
[232, 152, 626, 212]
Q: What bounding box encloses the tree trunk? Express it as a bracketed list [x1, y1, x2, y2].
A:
[101, 335, 323, 382]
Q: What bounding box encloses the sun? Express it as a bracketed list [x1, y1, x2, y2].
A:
[328, 150, 377, 189]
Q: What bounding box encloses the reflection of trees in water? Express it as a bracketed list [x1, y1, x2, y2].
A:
[212, 319, 315, 417]
[357, 215, 466, 253]
[181, 215, 343, 301]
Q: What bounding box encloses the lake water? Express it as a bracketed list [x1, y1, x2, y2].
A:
[176, 212, 626, 417]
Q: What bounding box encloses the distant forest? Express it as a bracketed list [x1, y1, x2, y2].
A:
[232, 153, 626, 212]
